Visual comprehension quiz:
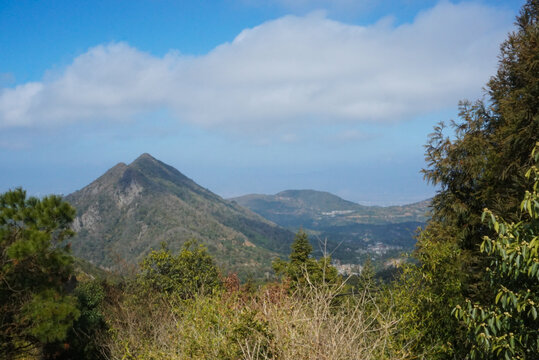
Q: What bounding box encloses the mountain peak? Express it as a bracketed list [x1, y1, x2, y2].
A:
[127, 153, 193, 188]
[129, 153, 170, 174]
[133, 153, 157, 163]
[64, 154, 295, 277]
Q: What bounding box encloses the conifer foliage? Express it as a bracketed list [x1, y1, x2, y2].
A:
[400, 1, 539, 358]
[0, 188, 80, 358]
[273, 230, 339, 289]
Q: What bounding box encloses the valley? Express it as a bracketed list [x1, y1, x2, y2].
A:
[232, 190, 429, 266]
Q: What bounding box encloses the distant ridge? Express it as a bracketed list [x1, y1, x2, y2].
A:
[231, 189, 430, 263]
[65, 154, 294, 277]
[231, 189, 429, 228]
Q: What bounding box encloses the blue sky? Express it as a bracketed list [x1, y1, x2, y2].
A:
[0, 0, 525, 205]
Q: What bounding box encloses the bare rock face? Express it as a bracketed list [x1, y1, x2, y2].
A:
[116, 179, 143, 209]
[64, 153, 294, 278]
[79, 205, 101, 231]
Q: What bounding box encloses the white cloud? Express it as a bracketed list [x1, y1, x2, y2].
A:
[0, 1, 513, 131]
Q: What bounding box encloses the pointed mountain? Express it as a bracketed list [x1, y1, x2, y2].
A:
[65, 154, 294, 277]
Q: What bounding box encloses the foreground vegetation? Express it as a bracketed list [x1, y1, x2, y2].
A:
[1, 1, 538, 359]
[103, 271, 403, 360]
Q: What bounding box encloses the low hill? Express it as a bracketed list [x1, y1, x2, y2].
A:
[231, 190, 430, 263]
[65, 154, 294, 278]
[232, 190, 429, 227]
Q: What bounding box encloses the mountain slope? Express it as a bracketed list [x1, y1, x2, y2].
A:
[231, 190, 430, 263]
[65, 154, 294, 277]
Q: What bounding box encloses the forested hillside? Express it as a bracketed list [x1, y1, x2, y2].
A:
[65, 153, 294, 278]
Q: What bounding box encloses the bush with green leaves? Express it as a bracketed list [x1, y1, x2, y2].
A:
[453, 144, 539, 359]
[392, 223, 466, 358]
[137, 240, 222, 298]
[0, 188, 80, 358]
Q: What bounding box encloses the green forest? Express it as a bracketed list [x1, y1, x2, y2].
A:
[1, 1, 538, 359]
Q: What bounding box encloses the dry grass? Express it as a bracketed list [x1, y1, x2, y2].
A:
[101, 279, 406, 360]
[242, 280, 404, 360]
[102, 294, 184, 359]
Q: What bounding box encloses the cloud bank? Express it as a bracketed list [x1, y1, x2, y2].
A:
[0, 2, 512, 131]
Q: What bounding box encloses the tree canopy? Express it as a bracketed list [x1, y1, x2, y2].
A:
[273, 230, 340, 289]
[0, 188, 79, 358]
[454, 145, 539, 359]
[138, 240, 222, 299]
[398, 1, 539, 358]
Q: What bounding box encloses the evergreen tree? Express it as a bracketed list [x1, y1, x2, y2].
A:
[290, 230, 312, 264]
[273, 230, 340, 289]
[0, 188, 80, 358]
[42, 280, 109, 360]
[397, 1, 539, 357]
